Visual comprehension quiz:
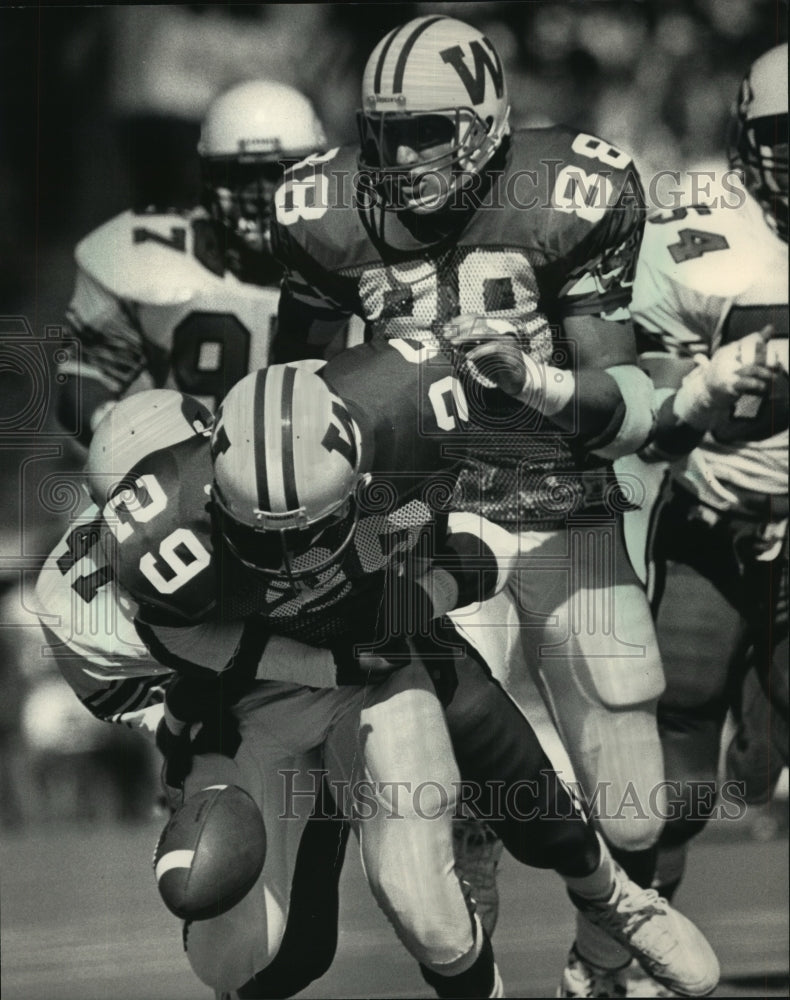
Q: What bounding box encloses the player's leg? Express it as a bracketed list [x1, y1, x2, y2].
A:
[182, 684, 337, 996]
[725, 535, 789, 803]
[426, 624, 719, 998]
[323, 660, 503, 999]
[508, 521, 667, 855]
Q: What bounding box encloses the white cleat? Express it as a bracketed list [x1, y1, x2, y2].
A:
[453, 817, 504, 938]
[567, 864, 719, 997]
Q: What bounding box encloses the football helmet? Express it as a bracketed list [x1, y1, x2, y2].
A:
[198, 80, 327, 257]
[357, 15, 510, 213]
[210, 366, 366, 588]
[86, 390, 212, 506]
[728, 43, 788, 242]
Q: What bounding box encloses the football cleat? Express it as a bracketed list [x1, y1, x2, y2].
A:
[620, 959, 680, 997]
[452, 817, 504, 938]
[567, 864, 719, 997]
[556, 945, 627, 998]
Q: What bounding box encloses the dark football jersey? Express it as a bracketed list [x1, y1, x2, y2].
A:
[101, 340, 474, 647]
[271, 128, 645, 526]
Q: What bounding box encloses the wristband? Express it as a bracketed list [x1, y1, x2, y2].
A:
[516, 356, 576, 416]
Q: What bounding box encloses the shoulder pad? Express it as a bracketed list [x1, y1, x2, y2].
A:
[101, 437, 217, 624]
[75, 209, 212, 306]
[640, 203, 753, 299]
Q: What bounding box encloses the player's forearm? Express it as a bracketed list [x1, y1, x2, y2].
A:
[512, 360, 656, 459]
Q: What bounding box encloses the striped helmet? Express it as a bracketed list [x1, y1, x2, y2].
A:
[358, 15, 510, 212]
[728, 44, 788, 242]
[210, 365, 364, 584]
[86, 390, 212, 507]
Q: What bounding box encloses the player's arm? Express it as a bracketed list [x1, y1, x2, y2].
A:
[453, 166, 659, 458]
[58, 267, 148, 445]
[34, 505, 171, 739]
[268, 173, 356, 363]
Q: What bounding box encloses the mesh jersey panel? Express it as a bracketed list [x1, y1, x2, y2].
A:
[341, 243, 607, 528]
[219, 500, 436, 644]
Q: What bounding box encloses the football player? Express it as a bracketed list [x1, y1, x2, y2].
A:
[55, 79, 361, 441]
[625, 43, 788, 994]
[35, 340, 719, 999]
[267, 15, 678, 993]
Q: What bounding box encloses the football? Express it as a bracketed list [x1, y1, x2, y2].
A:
[153, 784, 266, 921]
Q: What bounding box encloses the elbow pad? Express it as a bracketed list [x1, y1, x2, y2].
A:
[588, 365, 657, 460]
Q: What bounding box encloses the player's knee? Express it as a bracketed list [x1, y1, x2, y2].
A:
[596, 812, 664, 852]
[367, 863, 473, 967]
[659, 777, 719, 847]
[184, 917, 282, 993]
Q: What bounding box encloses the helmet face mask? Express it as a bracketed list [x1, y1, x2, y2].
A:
[198, 80, 327, 263]
[728, 44, 789, 242]
[357, 106, 497, 212]
[357, 16, 510, 215]
[213, 490, 362, 592]
[201, 158, 297, 257]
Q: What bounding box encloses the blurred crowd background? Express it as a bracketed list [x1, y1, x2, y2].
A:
[0, 2, 786, 830]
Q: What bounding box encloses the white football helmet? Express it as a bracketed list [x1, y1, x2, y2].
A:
[86, 390, 212, 506]
[198, 80, 327, 258]
[210, 366, 365, 587]
[358, 15, 510, 212]
[728, 43, 788, 242]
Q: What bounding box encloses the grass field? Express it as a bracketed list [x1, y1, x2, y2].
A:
[1, 812, 787, 999]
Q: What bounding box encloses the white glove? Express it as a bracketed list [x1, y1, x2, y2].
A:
[674, 325, 774, 429]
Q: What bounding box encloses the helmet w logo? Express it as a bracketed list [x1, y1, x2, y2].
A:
[440, 39, 504, 104]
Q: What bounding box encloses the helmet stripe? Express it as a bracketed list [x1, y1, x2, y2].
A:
[392, 16, 445, 94]
[373, 25, 402, 94]
[280, 365, 299, 512]
[253, 369, 272, 513]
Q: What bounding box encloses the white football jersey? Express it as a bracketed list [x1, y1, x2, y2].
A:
[64, 209, 279, 412]
[34, 499, 169, 737]
[631, 191, 788, 511]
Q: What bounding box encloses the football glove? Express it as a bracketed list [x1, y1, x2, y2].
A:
[675, 325, 774, 430]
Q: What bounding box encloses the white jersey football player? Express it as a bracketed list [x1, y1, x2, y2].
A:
[624, 42, 788, 998]
[56, 80, 360, 441]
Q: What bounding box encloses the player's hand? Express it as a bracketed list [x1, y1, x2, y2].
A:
[703, 325, 774, 405]
[446, 314, 537, 398]
[155, 714, 194, 792]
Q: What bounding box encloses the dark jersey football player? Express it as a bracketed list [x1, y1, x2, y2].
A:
[38, 338, 719, 998]
[266, 14, 678, 993]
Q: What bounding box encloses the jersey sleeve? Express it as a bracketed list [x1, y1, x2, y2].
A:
[630, 211, 729, 358]
[556, 146, 647, 321]
[58, 265, 148, 443]
[34, 503, 171, 738]
[269, 151, 362, 363]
